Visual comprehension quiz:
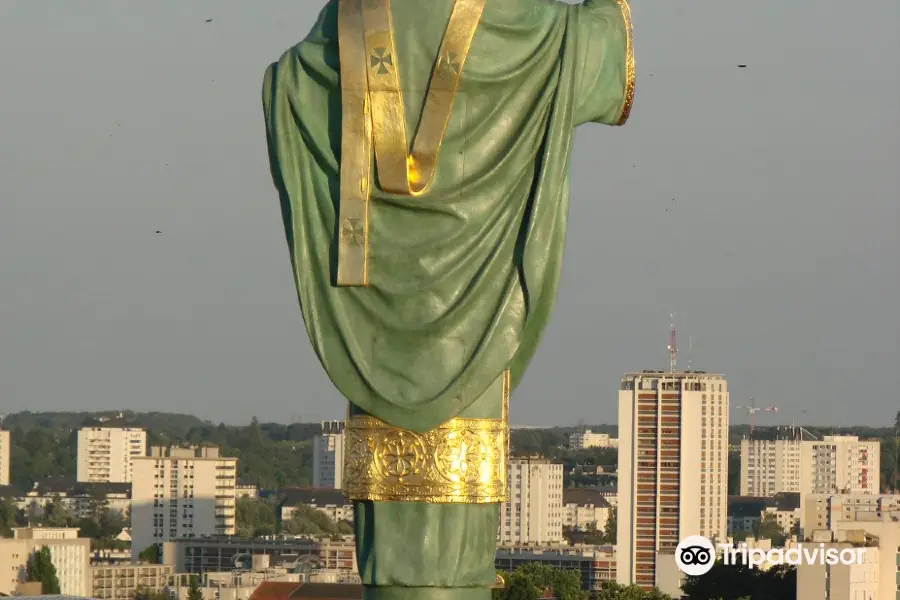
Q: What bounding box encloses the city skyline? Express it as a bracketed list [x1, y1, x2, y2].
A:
[1, 0, 898, 426]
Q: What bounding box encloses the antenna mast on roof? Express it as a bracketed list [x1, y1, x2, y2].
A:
[667, 313, 677, 372]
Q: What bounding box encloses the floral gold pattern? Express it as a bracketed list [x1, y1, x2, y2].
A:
[344, 371, 510, 503]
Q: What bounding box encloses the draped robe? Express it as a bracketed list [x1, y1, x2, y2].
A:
[263, 0, 634, 435]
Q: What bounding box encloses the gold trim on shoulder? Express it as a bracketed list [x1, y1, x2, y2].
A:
[336, 0, 488, 286]
[343, 371, 510, 503]
[614, 0, 635, 126]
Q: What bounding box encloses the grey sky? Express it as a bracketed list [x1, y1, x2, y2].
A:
[1, 0, 897, 427]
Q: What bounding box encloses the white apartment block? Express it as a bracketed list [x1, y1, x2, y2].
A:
[740, 439, 801, 496]
[0, 528, 91, 597]
[569, 431, 618, 450]
[799, 436, 880, 497]
[77, 427, 147, 483]
[801, 494, 900, 538]
[799, 507, 900, 600]
[0, 430, 9, 486]
[796, 540, 881, 600]
[313, 422, 345, 489]
[499, 458, 564, 545]
[130, 446, 237, 560]
[562, 488, 611, 532]
[617, 371, 729, 590]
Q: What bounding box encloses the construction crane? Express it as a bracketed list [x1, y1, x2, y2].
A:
[735, 398, 778, 437]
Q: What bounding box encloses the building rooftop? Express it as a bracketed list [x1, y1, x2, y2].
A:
[622, 370, 725, 380]
[249, 582, 362, 600]
[727, 493, 799, 517]
[279, 488, 349, 508]
[563, 488, 612, 508]
[144, 445, 229, 459]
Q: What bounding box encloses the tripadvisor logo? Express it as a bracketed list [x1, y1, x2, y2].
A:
[675, 535, 868, 576]
[675, 536, 716, 576]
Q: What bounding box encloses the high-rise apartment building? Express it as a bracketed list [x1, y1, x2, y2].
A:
[0, 430, 10, 486]
[740, 439, 802, 496]
[76, 427, 147, 483]
[742, 435, 879, 505]
[799, 436, 880, 497]
[498, 458, 565, 545]
[313, 421, 345, 489]
[130, 446, 237, 560]
[616, 371, 729, 590]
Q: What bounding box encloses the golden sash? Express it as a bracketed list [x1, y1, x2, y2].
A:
[343, 371, 510, 503]
[336, 0, 487, 286]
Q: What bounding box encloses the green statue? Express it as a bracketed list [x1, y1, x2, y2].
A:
[262, 0, 634, 596]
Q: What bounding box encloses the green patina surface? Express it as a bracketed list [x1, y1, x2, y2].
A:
[262, 0, 631, 596]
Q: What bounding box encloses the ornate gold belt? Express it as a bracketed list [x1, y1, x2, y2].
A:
[343, 372, 510, 503]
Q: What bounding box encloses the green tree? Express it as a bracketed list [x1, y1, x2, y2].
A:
[133, 586, 169, 600]
[494, 563, 587, 600]
[602, 509, 617, 544]
[187, 575, 203, 600]
[681, 558, 796, 600]
[282, 504, 342, 535]
[138, 544, 161, 564]
[25, 546, 61, 594]
[753, 513, 786, 546]
[0, 497, 18, 536]
[236, 496, 277, 537]
[41, 498, 76, 528]
[591, 582, 673, 599]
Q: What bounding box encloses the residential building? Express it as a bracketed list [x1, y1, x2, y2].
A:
[77, 427, 147, 483]
[161, 535, 357, 575]
[562, 488, 611, 532]
[569, 431, 618, 450]
[616, 370, 730, 590]
[277, 488, 353, 528]
[92, 563, 175, 600]
[495, 545, 616, 592]
[498, 458, 564, 545]
[799, 436, 880, 498]
[593, 486, 619, 507]
[801, 494, 900, 538]
[236, 482, 259, 499]
[312, 422, 345, 489]
[799, 515, 900, 600]
[739, 439, 801, 496]
[16, 481, 132, 518]
[131, 446, 237, 560]
[0, 527, 91, 597]
[796, 538, 880, 600]
[0, 430, 9, 486]
[727, 493, 800, 537]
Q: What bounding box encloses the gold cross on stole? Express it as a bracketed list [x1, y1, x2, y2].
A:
[336, 0, 487, 286]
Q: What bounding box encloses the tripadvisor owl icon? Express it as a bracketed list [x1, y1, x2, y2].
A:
[676, 535, 716, 576]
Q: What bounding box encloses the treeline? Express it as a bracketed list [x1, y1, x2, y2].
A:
[493, 560, 796, 599]
[4, 411, 318, 490]
[0, 495, 128, 550]
[4, 410, 897, 493]
[235, 496, 352, 539]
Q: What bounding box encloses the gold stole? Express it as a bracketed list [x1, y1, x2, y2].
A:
[336, 0, 487, 287]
